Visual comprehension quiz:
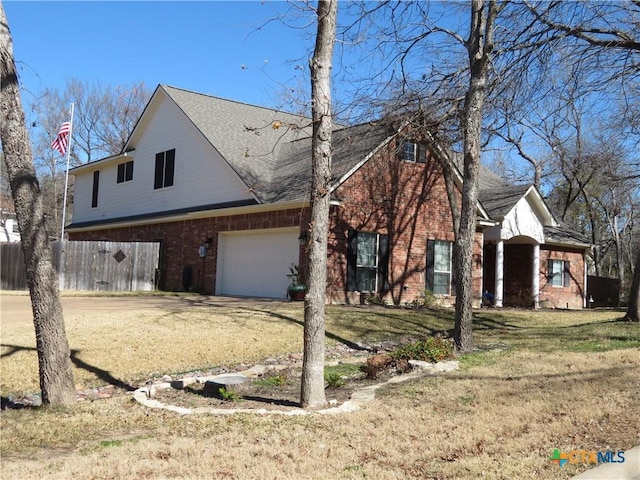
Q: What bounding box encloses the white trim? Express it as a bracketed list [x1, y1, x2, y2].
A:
[495, 240, 504, 307]
[532, 243, 540, 309]
[583, 250, 588, 308]
[70, 151, 134, 174]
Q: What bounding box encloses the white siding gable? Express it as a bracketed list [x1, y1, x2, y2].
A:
[500, 196, 545, 243]
[71, 96, 253, 224]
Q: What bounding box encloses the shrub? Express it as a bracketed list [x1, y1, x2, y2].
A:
[364, 294, 388, 306]
[253, 374, 287, 387]
[324, 371, 345, 388]
[390, 336, 453, 363]
[410, 289, 437, 309]
[218, 387, 242, 402]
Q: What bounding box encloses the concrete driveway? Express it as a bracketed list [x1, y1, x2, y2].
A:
[0, 292, 290, 325]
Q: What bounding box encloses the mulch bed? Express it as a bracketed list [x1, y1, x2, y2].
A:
[153, 361, 399, 411]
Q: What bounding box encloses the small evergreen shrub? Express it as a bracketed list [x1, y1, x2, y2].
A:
[390, 336, 453, 363]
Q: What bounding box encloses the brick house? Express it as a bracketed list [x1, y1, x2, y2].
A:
[66, 85, 590, 308]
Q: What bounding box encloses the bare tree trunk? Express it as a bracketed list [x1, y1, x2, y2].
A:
[454, 0, 498, 352]
[300, 0, 337, 408]
[624, 250, 640, 322]
[1, 4, 76, 406]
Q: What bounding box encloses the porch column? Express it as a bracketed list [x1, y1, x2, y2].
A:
[495, 240, 504, 307]
[532, 243, 540, 309]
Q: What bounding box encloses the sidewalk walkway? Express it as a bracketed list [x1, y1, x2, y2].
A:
[572, 446, 639, 480]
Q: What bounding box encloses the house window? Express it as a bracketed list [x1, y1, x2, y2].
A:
[427, 239, 453, 295]
[347, 230, 389, 293]
[154, 149, 175, 189]
[403, 141, 417, 162]
[117, 160, 134, 183]
[11, 220, 19, 233]
[549, 259, 570, 287]
[400, 139, 426, 163]
[91, 171, 99, 208]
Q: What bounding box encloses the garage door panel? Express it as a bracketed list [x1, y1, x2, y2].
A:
[217, 229, 299, 298]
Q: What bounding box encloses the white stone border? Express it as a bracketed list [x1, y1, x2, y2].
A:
[132, 360, 459, 416]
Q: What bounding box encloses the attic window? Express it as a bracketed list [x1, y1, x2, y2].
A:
[401, 140, 426, 163]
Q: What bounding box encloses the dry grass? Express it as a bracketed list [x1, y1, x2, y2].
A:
[1, 298, 639, 479]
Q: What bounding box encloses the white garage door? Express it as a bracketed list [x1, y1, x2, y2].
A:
[216, 228, 299, 298]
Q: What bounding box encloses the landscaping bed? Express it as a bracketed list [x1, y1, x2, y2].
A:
[153, 361, 384, 411]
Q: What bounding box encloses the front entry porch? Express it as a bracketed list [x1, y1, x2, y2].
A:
[483, 238, 540, 308]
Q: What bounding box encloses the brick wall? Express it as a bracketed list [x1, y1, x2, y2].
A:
[539, 246, 585, 309]
[69, 208, 306, 293]
[327, 141, 483, 305]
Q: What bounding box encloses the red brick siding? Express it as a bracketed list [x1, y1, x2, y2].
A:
[327, 141, 483, 305]
[539, 246, 585, 309]
[69, 208, 307, 293]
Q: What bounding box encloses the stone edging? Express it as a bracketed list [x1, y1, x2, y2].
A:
[132, 360, 460, 416]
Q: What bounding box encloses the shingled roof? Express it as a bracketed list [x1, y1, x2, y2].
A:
[162, 85, 394, 203]
[153, 87, 557, 221]
[477, 184, 532, 219]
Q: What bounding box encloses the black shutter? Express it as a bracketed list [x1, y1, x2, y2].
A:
[347, 229, 358, 292]
[165, 149, 175, 187]
[417, 144, 426, 164]
[426, 239, 435, 292]
[450, 244, 457, 296]
[377, 234, 390, 293]
[117, 163, 125, 183]
[547, 259, 553, 281]
[91, 171, 100, 208]
[154, 152, 164, 189]
[563, 261, 571, 287]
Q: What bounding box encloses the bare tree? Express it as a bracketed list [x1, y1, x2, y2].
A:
[450, 0, 501, 351]
[1, 2, 76, 406]
[26, 79, 150, 237]
[300, 0, 337, 408]
[525, 0, 640, 320]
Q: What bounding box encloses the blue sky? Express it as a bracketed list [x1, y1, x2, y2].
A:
[5, 1, 317, 110]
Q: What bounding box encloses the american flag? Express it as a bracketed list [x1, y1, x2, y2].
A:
[51, 118, 71, 156]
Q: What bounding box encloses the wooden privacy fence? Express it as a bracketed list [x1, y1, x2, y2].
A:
[587, 275, 620, 308]
[1, 241, 160, 292]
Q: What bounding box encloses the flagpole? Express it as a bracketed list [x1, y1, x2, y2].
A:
[60, 103, 74, 240]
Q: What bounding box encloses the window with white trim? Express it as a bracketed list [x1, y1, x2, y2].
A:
[400, 139, 426, 163]
[347, 230, 389, 293]
[427, 239, 453, 295]
[549, 259, 570, 287]
[403, 141, 417, 162]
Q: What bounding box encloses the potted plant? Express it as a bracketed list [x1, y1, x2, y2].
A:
[287, 263, 306, 301]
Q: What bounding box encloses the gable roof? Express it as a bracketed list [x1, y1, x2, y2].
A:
[478, 184, 532, 219]
[155, 85, 392, 203]
[72, 84, 583, 246]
